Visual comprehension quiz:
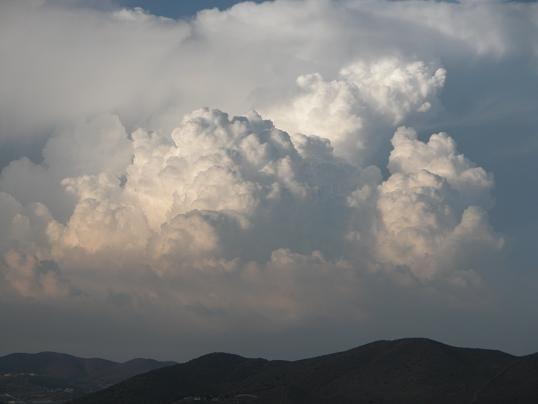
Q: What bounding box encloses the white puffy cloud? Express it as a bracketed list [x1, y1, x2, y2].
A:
[30, 107, 499, 300]
[50, 108, 360, 267]
[387, 127, 493, 206]
[375, 127, 503, 281]
[0, 86, 502, 303]
[263, 58, 446, 163]
[55, 187, 151, 254]
[0, 192, 73, 298]
[0, 192, 53, 256]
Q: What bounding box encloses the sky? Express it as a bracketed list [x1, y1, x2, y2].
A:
[0, 0, 537, 362]
[117, 0, 266, 17]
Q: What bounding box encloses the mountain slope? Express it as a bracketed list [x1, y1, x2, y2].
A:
[473, 352, 538, 403]
[73, 338, 527, 404]
[0, 352, 117, 381]
[0, 352, 175, 403]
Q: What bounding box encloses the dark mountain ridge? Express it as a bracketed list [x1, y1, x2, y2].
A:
[0, 351, 175, 383]
[72, 338, 538, 404]
[0, 351, 175, 403]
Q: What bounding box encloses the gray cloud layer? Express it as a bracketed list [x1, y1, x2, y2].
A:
[0, 0, 537, 361]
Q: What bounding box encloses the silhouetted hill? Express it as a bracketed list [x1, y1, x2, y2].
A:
[473, 352, 538, 403]
[0, 352, 175, 403]
[73, 338, 538, 404]
[0, 352, 116, 381]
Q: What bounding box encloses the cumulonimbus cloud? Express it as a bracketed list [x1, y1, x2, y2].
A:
[0, 0, 535, 358]
[0, 103, 501, 304]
